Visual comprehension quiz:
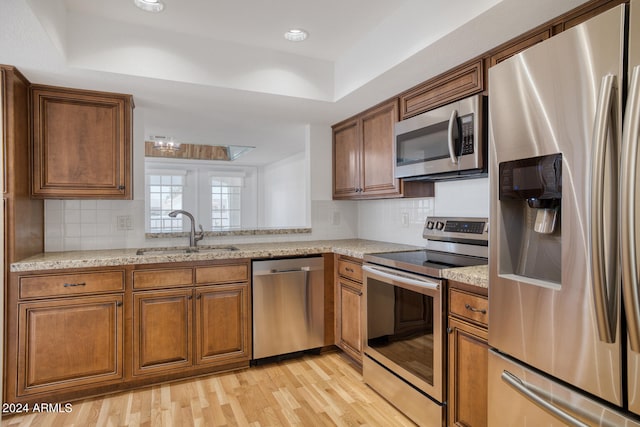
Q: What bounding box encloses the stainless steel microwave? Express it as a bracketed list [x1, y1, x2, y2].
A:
[394, 94, 486, 180]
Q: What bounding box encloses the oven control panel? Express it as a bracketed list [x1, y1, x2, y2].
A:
[423, 216, 488, 242]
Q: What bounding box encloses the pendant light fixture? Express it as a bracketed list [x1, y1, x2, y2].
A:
[149, 136, 181, 152]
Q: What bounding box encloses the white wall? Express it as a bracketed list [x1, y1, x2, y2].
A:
[259, 151, 307, 227]
[433, 178, 489, 217]
[308, 124, 333, 201]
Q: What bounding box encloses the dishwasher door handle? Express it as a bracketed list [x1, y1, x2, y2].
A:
[269, 266, 311, 274]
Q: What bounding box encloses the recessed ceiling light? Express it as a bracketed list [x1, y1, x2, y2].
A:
[134, 0, 165, 13]
[284, 29, 308, 42]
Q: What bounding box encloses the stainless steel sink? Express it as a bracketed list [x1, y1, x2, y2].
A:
[136, 245, 239, 255]
[197, 245, 239, 253]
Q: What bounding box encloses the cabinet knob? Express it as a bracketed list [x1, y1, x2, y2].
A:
[118, 185, 125, 191]
[116, 302, 123, 307]
[447, 327, 453, 334]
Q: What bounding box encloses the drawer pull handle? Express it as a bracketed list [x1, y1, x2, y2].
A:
[63, 282, 86, 287]
[345, 267, 354, 273]
[465, 303, 486, 314]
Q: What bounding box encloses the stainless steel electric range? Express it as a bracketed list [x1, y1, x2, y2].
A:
[362, 216, 488, 426]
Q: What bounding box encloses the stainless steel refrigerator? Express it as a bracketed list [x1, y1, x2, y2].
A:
[488, 1, 640, 425]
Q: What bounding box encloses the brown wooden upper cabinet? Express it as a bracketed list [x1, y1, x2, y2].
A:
[31, 85, 133, 199]
[399, 59, 484, 120]
[333, 99, 402, 199]
[488, 28, 552, 68]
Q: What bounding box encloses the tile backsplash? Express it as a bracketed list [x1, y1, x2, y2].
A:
[44, 200, 147, 251]
[44, 199, 359, 252]
[44, 178, 489, 252]
[356, 178, 489, 247]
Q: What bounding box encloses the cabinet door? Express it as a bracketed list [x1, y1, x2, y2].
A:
[17, 295, 123, 396]
[195, 284, 251, 365]
[361, 100, 401, 197]
[31, 85, 133, 199]
[336, 278, 363, 361]
[399, 59, 483, 120]
[448, 317, 488, 427]
[332, 118, 361, 198]
[133, 289, 193, 375]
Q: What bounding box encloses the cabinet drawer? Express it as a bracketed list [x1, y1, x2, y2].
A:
[337, 258, 362, 282]
[195, 263, 249, 284]
[449, 288, 488, 328]
[19, 271, 124, 299]
[133, 268, 193, 289]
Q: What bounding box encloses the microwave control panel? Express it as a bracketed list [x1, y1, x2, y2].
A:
[460, 114, 475, 155]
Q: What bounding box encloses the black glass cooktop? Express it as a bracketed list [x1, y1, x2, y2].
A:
[364, 249, 487, 278]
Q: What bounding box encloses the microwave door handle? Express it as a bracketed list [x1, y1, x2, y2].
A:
[622, 65, 640, 353]
[447, 109, 459, 164]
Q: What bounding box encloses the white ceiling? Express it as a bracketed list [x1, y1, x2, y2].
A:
[1, 0, 589, 165]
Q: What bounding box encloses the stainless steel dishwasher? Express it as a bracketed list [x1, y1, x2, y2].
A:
[252, 257, 324, 360]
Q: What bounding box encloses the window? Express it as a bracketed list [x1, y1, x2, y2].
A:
[147, 174, 184, 232]
[144, 158, 262, 233]
[211, 176, 242, 230]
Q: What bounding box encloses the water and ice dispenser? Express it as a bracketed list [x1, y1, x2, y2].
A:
[498, 154, 562, 284]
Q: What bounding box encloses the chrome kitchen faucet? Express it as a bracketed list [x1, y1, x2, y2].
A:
[168, 210, 204, 248]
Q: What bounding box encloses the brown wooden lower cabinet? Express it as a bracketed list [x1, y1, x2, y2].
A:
[336, 278, 363, 361]
[133, 289, 193, 375]
[17, 294, 124, 396]
[448, 317, 488, 427]
[6, 260, 252, 406]
[447, 285, 489, 427]
[194, 284, 250, 365]
[133, 283, 251, 376]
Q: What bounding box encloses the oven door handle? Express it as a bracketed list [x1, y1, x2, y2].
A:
[363, 265, 440, 291]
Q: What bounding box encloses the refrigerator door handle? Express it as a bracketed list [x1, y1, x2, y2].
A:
[447, 109, 459, 164]
[590, 73, 618, 343]
[501, 371, 589, 427]
[621, 65, 640, 353]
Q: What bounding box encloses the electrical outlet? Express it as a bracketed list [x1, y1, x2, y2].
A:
[331, 211, 341, 226]
[401, 212, 409, 227]
[117, 215, 133, 231]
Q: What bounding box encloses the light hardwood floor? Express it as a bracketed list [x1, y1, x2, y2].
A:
[2, 352, 416, 427]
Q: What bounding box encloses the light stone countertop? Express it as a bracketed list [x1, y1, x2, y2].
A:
[11, 239, 489, 289]
[10, 239, 421, 273]
[442, 264, 489, 289]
